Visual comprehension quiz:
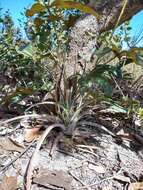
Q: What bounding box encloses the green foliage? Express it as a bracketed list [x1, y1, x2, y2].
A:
[0, 0, 143, 124]
[79, 64, 121, 97]
[0, 10, 56, 94]
[26, 0, 99, 18]
[50, 0, 99, 18]
[24, 1, 82, 56]
[26, 2, 46, 17]
[97, 21, 143, 67]
[138, 108, 143, 119]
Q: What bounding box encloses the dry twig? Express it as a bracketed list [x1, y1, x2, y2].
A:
[69, 171, 92, 190]
[0, 140, 35, 173]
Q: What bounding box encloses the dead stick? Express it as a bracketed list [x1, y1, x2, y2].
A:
[69, 171, 92, 190]
[0, 140, 35, 173]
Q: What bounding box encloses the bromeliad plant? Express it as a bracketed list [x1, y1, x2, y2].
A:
[1, 0, 143, 135]
[10, 0, 99, 129]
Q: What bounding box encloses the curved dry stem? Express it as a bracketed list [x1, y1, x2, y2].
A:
[0, 114, 46, 126]
[24, 123, 65, 190]
[25, 101, 66, 113]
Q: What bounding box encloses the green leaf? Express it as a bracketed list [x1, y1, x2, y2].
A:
[104, 104, 127, 113]
[102, 100, 127, 113]
[90, 65, 117, 78]
[1, 88, 34, 106]
[135, 51, 143, 66]
[126, 26, 132, 31]
[79, 74, 113, 97]
[51, 1, 100, 19]
[0, 18, 3, 23]
[138, 108, 143, 118]
[95, 76, 113, 97]
[93, 47, 112, 58]
[26, 3, 45, 17]
[11, 95, 21, 103]
[16, 44, 36, 59]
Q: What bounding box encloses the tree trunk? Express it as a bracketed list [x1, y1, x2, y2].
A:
[67, 0, 143, 74]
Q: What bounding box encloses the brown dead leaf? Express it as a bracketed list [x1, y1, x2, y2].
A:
[0, 175, 17, 190]
[33, 169, 72, 190]
[117, 130, 134, 141]
[24, 128, 43, 142]
[0, 137, 24, 152]
[128, 182, 143, 190]
[117, 129, 143, 145]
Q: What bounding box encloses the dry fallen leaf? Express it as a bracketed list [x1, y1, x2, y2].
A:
[88, 164, 106, 173]
[117, 129, 134, 141]
[0, 175, 17, 190]
[24, 128, 43, 142]
[33, 169, 72, 190]
[128, 182, 143, 190]
[113, 175, 130, 183]
[0, 137, 24, 152]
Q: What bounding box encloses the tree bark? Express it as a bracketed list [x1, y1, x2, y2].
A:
[89, 0, 143, 32]
[68, 0, 143, 73]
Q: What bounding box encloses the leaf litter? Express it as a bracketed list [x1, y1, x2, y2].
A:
[0, 87, 143, 189]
